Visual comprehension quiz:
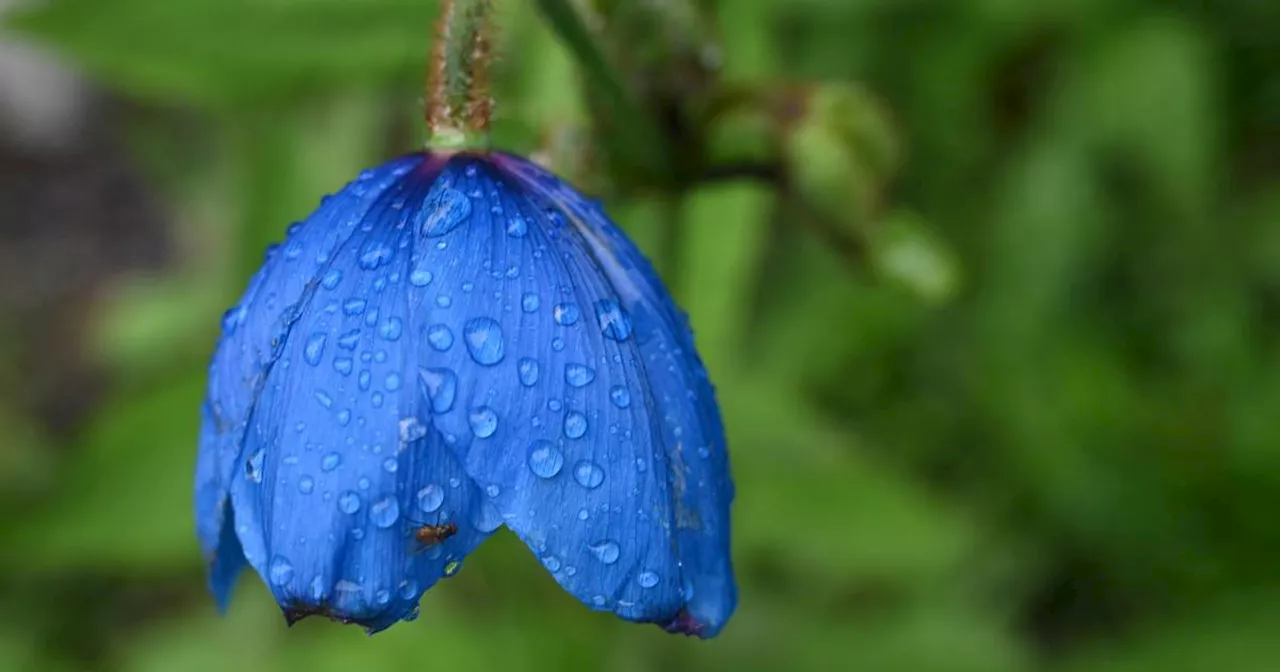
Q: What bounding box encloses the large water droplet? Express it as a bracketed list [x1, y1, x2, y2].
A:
[399, 581, 419, 600]
[384, 372, 402, 391]
[565, 364, 595, 387]
[564, 411, 588, 439]
[298, 476, 315, 494]
[518, 358, 540, 387]
[595, 299, 633, 341]
[418, 367, 458, 413]
[322, 453, 341, 472]
[541, 555, 562, 572]
[370, 496, 400, 528]
[269, 556, 295, 585]
[426, 324, 453, 351]
[463, 317, 505, 365]
[527, 440, 564, 478]
[379, 317, 403, 341]
[337, 330, 361, 350]
[416, 484, 444, 513]
[553, 303, 580, 326]
[333, 357, 353, 375]
[610, 386, 631, 408]
[637, 571, 659, 588]
[409, 269, 433, 287]
[338, 491, 362, 514]
[421, 187, 472, 237]
[303, 333, 327, 366]
[521, 293, 540, 313]
[589, 540, 620, 565]
[469, 407, 498, 438]
[573, 460, 605, 488]
[359, 241, 394, 270]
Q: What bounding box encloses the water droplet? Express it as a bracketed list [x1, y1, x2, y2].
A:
[444, 560, 462, 577]
[358, 476, 371, 490]
[564, 411, 588, 439]
[358, 370, 372, 391]
[269, 556, 295, 585]
[384, 372, 402, 391]
[577, 508, 589, 521]
[419, 367, 458, 413]
[485, 484, 501, 498]
[379, 317, 403, 341]
[527, 441, 564, 478]
[471, 501, 503, 532]
[416, 484, 445, 513]
[592, 595, 606, 607]
[310, 576, 325, 600]
[333, 358, 353, 375]
[565, 364, 595, 387]
[610, 386, 631, 408]
[595, 300, 633, 341]
[370, 496, 400, 528]
[359, 241, 394, 270]
[375, 589, 391, 605]
[246, 449, 265, 483]
[298, 476, 315, 494]
[426, 324, 453, 351]
[365, 310, 380, 328]
[521, 293, 540, 313]
[304, 333, 327, 366]
[518, 358, 540, 386]
[573, 460, 604, 488]
[551, 337, 565, 352]
[336, 409, 352, 426]
[343, 299, 366, 315]
[315, 391, 334, 408]
[463, 317, 505, 365]
[371, 392, 384, 408]
[553, 303, 580, 325]
[382, 458, 398, 473]
[507, 214, 528, 237]
[321, 270, 343, 290]
[409, 269, 433, 286]
[322, 453, 341, 472]
[469, 407, 498, 438]
[421, 187, 472, 237]
[436, 295, 452, 308]
[337, 330, 361, 350]
[589, 540, 620, 565]
[338, 491, 362, 514]
[638, 571, 659, 588]
[399, 581, 419, 600]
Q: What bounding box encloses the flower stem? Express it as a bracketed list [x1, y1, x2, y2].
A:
[426, 0, 495, 151]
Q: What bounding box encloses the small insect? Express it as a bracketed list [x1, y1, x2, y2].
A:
[412, 522, 458, 552]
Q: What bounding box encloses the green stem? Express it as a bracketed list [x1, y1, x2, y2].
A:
[532, 0, 669, 176]
[426, 0, 495, 151]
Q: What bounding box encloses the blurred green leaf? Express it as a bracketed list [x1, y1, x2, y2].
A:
[5, 0, 440, 105]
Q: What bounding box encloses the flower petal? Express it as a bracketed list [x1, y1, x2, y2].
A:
[222, 156, 493, 632]
[402, 154, 736, 636]
[194, 155, 423, 597]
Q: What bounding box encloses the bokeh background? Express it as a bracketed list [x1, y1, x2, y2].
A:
[2, 0, 1279, 670]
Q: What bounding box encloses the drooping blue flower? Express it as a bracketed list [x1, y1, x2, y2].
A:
[195, 151, 736, 637]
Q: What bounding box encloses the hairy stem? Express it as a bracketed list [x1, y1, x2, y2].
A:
[427, 0, 495, 150]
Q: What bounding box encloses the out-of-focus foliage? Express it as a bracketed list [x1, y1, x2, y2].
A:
[1, 0, 1277, 670]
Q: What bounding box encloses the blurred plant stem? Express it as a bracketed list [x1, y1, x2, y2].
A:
[426, 0, 494, 150]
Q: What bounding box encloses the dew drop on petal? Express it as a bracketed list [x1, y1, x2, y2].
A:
[521, 293, 540, 313]
[298, 476, 315, 494]
[421, 187, 472, 237]
[322, 453, 342, 472]
[469, 406, 498, 439]
[553, 303, 580, 326]
[527, 441, 564, 478]
[610, 386, 631, 408]
[379, 317, 403, 341]
[426, 324, 454, 351]
[589, 540, 620, 565]
[419, 367, 458, 413]
[573, 460, 605, 489]
[321, 270, 343, 290]
[269, 556, 295, 586]
[409, 269, 433, 287]
[564, 411, 588, 439]
[518, 358, 540, 387]
[338, 491, 362, 514]
[303, 333, 327, 366]
[638, 571, 659, 588]
[370, 496, 400, 528]
[463, 317, 505, 366]
[595, 299, 633, 341]
[417, 484, 444, 513]
[565, 364, 595, 387]
[506, 214, 528, 238]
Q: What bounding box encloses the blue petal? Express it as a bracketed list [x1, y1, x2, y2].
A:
[226, 163, 495, 632]
[400, 154, 737, 636]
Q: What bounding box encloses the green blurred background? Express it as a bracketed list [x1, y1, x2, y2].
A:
[1, 0, 1278, 670]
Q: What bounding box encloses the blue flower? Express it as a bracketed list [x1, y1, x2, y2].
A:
[195, 151, 737, 637]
